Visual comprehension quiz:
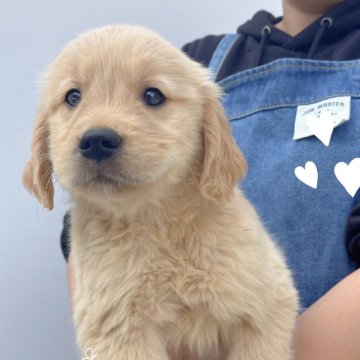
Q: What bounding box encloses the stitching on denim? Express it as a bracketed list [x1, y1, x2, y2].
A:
[219, 61, 360, 90]
[227, 93, 360, 121]
[213, 34, 239, 82]
[209, 34, 238, 80]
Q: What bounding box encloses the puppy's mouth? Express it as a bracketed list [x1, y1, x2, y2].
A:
[73, 168, 148, 188]
[91, 172, 147, 186]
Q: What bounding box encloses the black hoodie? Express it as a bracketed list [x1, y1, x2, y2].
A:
[183, 0, 360, 82]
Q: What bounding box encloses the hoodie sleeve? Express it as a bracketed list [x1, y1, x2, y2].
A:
[60, 211, 71, 262]
[181, 34, 225, 67]
[345, 203, 360, 265]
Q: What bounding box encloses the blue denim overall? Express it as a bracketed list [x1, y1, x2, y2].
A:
[209, 34, 359, 310]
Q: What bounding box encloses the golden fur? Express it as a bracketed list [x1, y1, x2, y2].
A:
[23, 25, 298, 359]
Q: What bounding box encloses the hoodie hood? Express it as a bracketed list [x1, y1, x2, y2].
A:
[182, 0, 360, 82]
[236, 0, 360, 62]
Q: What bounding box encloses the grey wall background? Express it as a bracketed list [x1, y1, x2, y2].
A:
[0, 1, 281, 359]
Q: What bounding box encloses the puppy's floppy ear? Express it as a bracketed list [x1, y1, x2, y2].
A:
[200, 84, 247, 204]
[22, 108, 54, 210]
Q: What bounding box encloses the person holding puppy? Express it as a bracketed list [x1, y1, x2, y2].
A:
[63, 0, 360, 358]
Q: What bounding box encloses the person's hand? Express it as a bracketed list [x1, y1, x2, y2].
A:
[294, 269, 360, 360]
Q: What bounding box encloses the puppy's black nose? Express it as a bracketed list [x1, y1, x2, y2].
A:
[79, 128, 122, 162]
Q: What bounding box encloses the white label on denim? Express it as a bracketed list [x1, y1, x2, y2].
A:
[334, 158, 360, 197]
[293, 96, 351, 141]
[294, 161, 318, 189]
[306, 110, 334, 146]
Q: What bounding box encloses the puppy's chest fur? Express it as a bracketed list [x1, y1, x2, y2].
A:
[71, 208, 231, 355]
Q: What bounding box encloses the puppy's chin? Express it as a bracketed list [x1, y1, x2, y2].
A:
[62, 167, 169, 215]
[58, 155, 193, 216]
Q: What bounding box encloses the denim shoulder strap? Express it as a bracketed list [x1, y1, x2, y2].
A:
[208, 34, 239, 81]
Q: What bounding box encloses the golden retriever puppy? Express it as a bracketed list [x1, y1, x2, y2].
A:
[23, 25, 298, 360]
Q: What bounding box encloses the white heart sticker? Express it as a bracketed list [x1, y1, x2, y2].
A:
[334, 158, 360, 197]
[306, 110, 335, 146]
[294, 161, 318, 189]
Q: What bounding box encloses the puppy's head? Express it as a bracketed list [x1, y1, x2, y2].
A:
[23, 25, 246, 211]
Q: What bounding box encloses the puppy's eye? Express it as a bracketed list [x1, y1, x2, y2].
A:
[143, 88, 165, 106]
[65, 89, 81, 107]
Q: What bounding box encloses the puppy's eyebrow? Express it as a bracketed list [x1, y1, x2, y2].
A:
[53, 79, 81, 101]
[145, 76, 196, 101]
[153, 76, 175, 89]
[146, 76, 175, 94]
[58, 79, 80, 92]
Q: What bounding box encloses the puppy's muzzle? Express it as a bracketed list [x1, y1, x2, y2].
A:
[79, 127, 122, 162]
